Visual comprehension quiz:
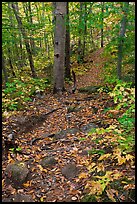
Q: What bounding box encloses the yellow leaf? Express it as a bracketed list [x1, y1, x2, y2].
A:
[121, 181, 128, 184]
[87, 162, 96, 172]
[37, 164, 47, 173]
[40, 196, 46, 202]
[95, 171, 113, 180]
[126, 154, 134, 161]
[120, 87, 124, 91]
[112, 172, 122, 179]
[23, 181, 31, 187]
[85, 180, 103, 195]
[96, 163, 105, 172]
[78, 172, 88, 179]
[117, 155, 126, 165]
[98, 153, 111, 161]
[2, 179, 5, 187]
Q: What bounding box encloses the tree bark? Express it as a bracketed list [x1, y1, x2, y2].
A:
[77, 2, 83, 64]
[65, 2, 71, 80]
[82, 2, 87, 59]
[53, 2, 67, 93]
[28, 2, 36, 54]
[7, 48, 16, 77]
[101, 2, 104, 48]
[117, 2, 129, 80]
[2, 56, 8, 84]
[12, 3, 37, 78]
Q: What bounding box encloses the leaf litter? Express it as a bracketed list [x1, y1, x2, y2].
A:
[2, 48, 135, 202]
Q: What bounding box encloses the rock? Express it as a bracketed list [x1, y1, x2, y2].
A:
[12, 194, 34, 202]
[5, 161, 29, 187]
[67, 105, 83, 113]
[54, 128, 79, 139]
[40, 156, 57, 168]
[78, 86, 100, 94]
[61, 163, 79, 179]
[3, 194, 34, 202]
[80, 122, 97, 133]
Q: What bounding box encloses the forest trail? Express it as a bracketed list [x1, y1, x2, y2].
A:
[2, 48, 134, 202]
[77, 47, 105, 88]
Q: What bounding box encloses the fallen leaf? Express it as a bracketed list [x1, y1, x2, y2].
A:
[2, 179, 5, 187]
[98, 153, 111, 161]
[126, 154, 134, 161]
[106, 189, 116, 202]
[78, 172, 88, 179]
[117, 155, 126, 165]
[124, 184, 135, 190]
[37, 164, 47, 173]
[23, 181, 32, 188]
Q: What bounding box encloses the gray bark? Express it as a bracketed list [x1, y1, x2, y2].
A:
[65, 2, 71, 79]
[53, 2, 67, 93]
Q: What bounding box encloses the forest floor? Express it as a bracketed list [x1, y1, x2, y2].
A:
[2, 48, 135, 202]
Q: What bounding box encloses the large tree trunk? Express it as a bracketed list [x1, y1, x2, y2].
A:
[53, 2, 67, 93]
[12, 3, 37, 78]
[65, 2, 71, 80]
[117, 2, 129, 80]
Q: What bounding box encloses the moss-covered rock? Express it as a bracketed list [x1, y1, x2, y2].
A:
[78, 85, 101, 94]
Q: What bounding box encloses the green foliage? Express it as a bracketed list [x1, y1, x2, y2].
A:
[88, 81, 135, 154]
[87, 149, 105, 155]
[9, 146, 22, 153]
[2, 77, 50, 111]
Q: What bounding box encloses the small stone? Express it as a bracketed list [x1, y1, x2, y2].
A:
[61, 163, 79, 179]
[40, 156, 57, 168]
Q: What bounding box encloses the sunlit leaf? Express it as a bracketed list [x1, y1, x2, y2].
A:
[98, 153, 111, 161]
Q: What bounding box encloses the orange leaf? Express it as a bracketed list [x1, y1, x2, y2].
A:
[23, 181, 32, 188]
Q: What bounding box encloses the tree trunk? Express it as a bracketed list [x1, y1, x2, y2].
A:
[2, 56, 8, 85]
[117, 2, 129, 80]
[7, 48, 16, 77]
[101, 2, 104, 48]
[77, 2, 83, 64]
[89, 2, 95, 51]
[82, 2, 87, 59]
[65, 2, 71, 80]
[12, 3, 37, 78]
[53, 2, 67, 93]
[8, 2, 21, 69]
[28, 2, 36, 55]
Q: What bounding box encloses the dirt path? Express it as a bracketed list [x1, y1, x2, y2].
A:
[2, 48, 134, 202]
[77, 47, 106, 88]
